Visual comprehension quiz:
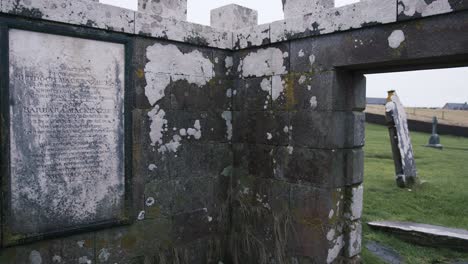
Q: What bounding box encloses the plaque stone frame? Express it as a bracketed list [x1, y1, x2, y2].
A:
[0, 19, 133, 247]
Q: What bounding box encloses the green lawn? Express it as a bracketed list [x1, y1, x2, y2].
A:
[362, 123, 468, 263]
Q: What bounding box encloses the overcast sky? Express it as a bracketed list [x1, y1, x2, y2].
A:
[100, 0, 468, 107]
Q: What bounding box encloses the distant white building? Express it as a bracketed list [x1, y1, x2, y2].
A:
[443, 102, 468, 111]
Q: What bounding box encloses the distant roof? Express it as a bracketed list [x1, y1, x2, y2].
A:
[367, 97, 387, 105]
[443, 102, 468, 110]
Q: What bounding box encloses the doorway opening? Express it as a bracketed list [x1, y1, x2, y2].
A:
[359, 67, 468, 263]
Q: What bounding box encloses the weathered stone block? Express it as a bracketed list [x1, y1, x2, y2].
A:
[138, 0, 187, 21]
[95, 226, 138, 263]
[164, 111, 228, 143]
[254, 111, 290, 146]
[290, 111, 365, 149]
[289, 36, 334, 73]
[274, 147, 350, 188]
[144, 179, 175, 217]
[145, 176, 218, 218]
[210, 4, 258, 30]
[169, 143, 231, 178]
[235, 43, 290, 78]
[212, 50, 236, 78]
[233, 24, 271, 50]
[272, 0, 397, 43]
[231, 111, 252, 143]
[288, 15, 468, 73]
[172, 176, 218, 215]
[288, 184, 345, 262]
[397, 0, 468, 21]
[133, 109, 171, 181]
[344, 220, 362, 258]
[156, 236, 224, 263]
[0, 234, 95, 264]
[61, 234, 96, 263]
[272, 73, 334, 111]
[2, 0, 135, 33]
[170, 80, 213, 111]
[103, 218, 172, 259]
[135, 13, 233, 49]
[288, 49, 367, 111]
[282, 0, 334, 19]
[230, 178, 291, 262]
[172, 209, 217, 245]
[206, 78, 234, 111]
[345, 148, 364, 186]
[345, 185, 364, 221]
[233, 77, 272, 111]
[233, 143, 274, 180]
[232, 111, 290, 145]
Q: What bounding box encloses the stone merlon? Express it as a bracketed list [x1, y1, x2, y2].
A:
[282, 0, 334, 19]
[211, 4, 258, 31]
[138, 0, 188, 21]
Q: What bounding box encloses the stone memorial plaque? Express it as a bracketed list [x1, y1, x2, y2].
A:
[7, 29, 126, 238]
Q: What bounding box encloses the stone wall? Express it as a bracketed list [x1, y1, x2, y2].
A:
[0, 0, 467, 263]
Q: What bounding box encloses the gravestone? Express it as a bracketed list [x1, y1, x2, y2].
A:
[385, 91, 418, 188]
[426, 116, 443, 149]
[7, 29, 126, 242]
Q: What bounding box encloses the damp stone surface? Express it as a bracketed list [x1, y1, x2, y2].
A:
[0, 0, 467, 263]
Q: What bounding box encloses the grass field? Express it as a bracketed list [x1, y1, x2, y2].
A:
[361, 123, 468, 263]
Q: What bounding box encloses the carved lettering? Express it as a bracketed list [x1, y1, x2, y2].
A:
[8, 29, 126, 235]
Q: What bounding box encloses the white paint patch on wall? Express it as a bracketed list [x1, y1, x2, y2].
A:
[145, 43, 214, 154]
[187, 120, 202, 139]
[98, 248, 111, 262]
[146, 43, 214, 80]
[52, 255, 62, 263]
[145, 73, 170, 106]
[225, 56, 234, 75]
[388, 30, 405, 49]
[146, 197, 156, 207]
[422, 0, 453, 16]
[148, 105, 167, 147]
[298, 49, 305, 57]
[137, 210, 145, 220]
[222, 111, 233, 141]
[272, 75, 285, 101]
[309, 54, 316, 65]
[30, 250, 42, 264]
[238, 47, 288, 77]
[399, 0, 453, 17]
[145, 43, 214, 106]
[78, 256, 92, 264]
[148, 164, 157, 171]
[310, 96, 318, 109]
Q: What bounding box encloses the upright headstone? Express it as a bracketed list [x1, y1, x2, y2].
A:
[426, 116, 443, 149]
[385, 91, 418, 188]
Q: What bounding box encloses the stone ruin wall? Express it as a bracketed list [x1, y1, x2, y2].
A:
[0, 0, 467, 263]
